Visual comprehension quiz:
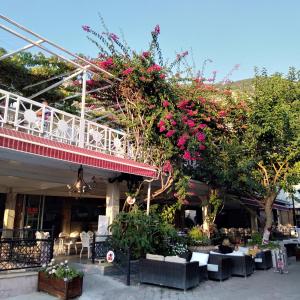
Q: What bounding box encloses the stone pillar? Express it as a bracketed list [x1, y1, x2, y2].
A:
[202, 205, 210, 233]
[250, 213, 258, 232]
[62, 198, 71, 234]
[3, 189, 17, 238]
[106, 182, 120, 226]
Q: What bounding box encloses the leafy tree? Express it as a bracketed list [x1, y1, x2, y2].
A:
[243, 70, 300, 236]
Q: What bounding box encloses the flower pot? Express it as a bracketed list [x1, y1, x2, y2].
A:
[38, 271, 83, 300]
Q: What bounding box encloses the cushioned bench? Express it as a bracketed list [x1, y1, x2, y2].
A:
[139, 255, 199, 290]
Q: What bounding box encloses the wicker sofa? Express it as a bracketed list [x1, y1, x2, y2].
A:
[209, 252, 254, 277]
[139, 255, 199, 290]
[254, 250, 273, 270]
[190, 252, 232, 281]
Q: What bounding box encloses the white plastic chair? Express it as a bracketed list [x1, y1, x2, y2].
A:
[80, 231, 92, 259]
[64, 231, 80, 255]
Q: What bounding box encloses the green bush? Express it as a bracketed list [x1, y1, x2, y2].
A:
[109, 205, 188, 259]
[188, 226, 211, 246]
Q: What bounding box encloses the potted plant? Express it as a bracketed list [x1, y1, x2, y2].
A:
[38, 259, 83, 300]
[187, 226, 216, 253]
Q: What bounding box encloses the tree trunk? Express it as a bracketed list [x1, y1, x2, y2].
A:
[263, 192, 277, 243]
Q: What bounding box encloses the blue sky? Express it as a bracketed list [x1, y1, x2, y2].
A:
[1, 0, 300, 81]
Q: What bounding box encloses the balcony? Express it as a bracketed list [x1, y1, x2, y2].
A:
[0, 88, 131, 159]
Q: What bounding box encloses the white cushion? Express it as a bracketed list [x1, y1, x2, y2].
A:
[255, 258, 263, 263]
[191, 252, 209, 266]
[210, 251, 221, 255]
[229, 251, 244, 256]
[164, 256, 186, 264]
[207, 264, 219, 272]
[146, 254, 165, 261]
[238, 246, 249, 254]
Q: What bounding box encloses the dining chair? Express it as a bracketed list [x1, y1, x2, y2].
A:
[80, 231, 92, 259]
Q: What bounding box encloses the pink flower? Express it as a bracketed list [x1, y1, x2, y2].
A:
[163, 100, 170, 107]
[142, 51, 150, 58]
[183, 151, 191, 160]
[159, 73, 166, 79]
[196, 132, 206, 142]
[166, 113, 173, 120]
[177, 99, 189, 109]
[122, 68, 134, 75]
[218, 110, 227, 117]
[159, 125, 166, 132]
[147, 64, 162, 73]
[157, 120, 165, 128]
[177, 135, 188, 147]
[152, 24, 160, 35]
[109, 33, 119, 41]
[140, 76, 146, 81]
[166, 130, 176, 137]
[163, 160, 172, 173]
[82, 25, 91, 32]
[171, 120, 177, 126]
[198, 124, 207, 129]
[199, 97, 206, 104]
[86, 79, 95, 86]
[187, 119, 195, 128]
[98, 57, 114, 70]
[199, 144, 206, 151]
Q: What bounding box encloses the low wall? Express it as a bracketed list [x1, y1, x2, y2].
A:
[0, 271, 38, 299]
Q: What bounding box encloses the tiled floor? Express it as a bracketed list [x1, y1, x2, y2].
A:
[7, 258, 300, 300]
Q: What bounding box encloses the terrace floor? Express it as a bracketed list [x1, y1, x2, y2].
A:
[7, 258, 300, 300]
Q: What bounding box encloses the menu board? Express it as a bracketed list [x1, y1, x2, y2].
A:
[98, 215, 109, 235]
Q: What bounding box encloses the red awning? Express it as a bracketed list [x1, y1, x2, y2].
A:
[0, 127, 157, 178]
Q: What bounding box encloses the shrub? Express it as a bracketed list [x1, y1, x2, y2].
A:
[188, 226, 211, 246]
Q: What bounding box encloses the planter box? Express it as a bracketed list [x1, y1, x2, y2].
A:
[188, 245, 216, 253]
[38, 272, 83, 300]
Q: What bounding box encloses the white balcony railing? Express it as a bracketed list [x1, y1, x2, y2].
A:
[0, 88, 131, 158]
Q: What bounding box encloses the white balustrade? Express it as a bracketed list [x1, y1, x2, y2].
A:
[0, 88, 131, 159]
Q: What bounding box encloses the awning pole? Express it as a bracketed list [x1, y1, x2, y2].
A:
[146, 181, 151, 215]
[79, 70, 87, 147]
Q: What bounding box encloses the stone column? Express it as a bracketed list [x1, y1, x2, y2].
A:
[250, 213, 258, 232]
[3, 189, 17, 238]
[106, 182, 120, 226]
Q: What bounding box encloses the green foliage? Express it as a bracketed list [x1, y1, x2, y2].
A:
[109, 205, 188, 258]
[247, 232, 279, 249]
[187, 226, 210, 246]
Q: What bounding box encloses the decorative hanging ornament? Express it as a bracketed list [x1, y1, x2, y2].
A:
[126, 195, 136, 205]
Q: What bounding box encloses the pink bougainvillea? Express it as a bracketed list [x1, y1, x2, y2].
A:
[183, 150, 191, 160]
[123, 68, 134, 75]
[147, 64, 162, 73]
[166, 113, 173, 120]
[177, 134, 188, 147]
[166, 130, 176, 137]
[196, 132, 206, 142]
[163, 100, 170, 107]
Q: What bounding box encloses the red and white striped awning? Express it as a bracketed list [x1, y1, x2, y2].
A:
[0, 127, 157, 178]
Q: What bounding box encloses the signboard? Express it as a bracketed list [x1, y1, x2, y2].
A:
[106, 250, 115, 263]
[98, 215, 109, 235]
[126, 196, 136, 205]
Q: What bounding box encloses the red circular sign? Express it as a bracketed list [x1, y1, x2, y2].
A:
[106, 250, 115, 263]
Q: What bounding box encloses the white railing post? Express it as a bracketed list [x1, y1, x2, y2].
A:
[14, 96, 20, 129]
[79, 70, 86, 148]
[3, 93, 9, 123]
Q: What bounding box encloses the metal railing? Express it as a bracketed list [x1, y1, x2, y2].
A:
[0, 228, 54, 271]
[91, 234, 131, 285]
[0, 88, 131, 158]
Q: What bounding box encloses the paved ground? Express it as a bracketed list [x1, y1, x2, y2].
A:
[7, 258, 300, 300]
